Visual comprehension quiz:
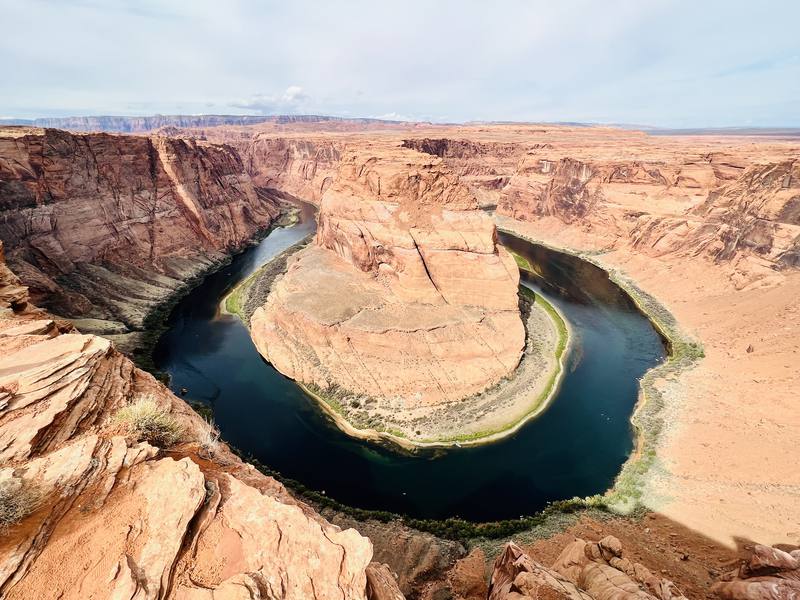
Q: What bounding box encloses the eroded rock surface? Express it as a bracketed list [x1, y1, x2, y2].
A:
[251, 146, 524, 415]
[0, 126, 279, 344]
[489, 537, 689, 600]
[713, 544, 800, 600]
[0, 246, 401, 600]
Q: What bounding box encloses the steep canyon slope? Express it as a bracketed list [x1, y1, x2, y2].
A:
[179, 122, 798, 545]
[0, 239, 405, 600]
[0, 126, 280, 353]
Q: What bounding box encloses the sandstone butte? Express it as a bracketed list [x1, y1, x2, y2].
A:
[0, 120, 799, 600]
[249, 146, 527, 426]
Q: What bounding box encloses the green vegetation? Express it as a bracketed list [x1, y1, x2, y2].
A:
[227, 442, 609, 541]
[224, 268, 259, 319]
[498, 227, 705, 515]
[0, 477, 42, 531]
[509, 249, 534, 272]
[114, 395, 185, 448]
[604, 278, 705, 512]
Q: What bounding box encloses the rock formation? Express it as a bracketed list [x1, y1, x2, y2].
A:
[495, 148, 800, 273]
[250, 146, 524, 414]
[488, 537, 688, 600]
[713, 544, 800, 600]
[239, 136, 344, 202]
[0, 126, 279, 350]
[0, 240, 402, 600]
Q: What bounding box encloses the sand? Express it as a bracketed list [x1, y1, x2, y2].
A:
[499, 216, 800, 548]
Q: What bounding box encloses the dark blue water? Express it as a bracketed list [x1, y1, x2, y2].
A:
[153, 204, 665, 521]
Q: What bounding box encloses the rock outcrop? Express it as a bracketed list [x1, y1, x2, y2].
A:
[239, 136, 344, 202]
[251, 146, 524, 416]
[713, 544, 800, 600]
[0, 126, 280, 348]
[488, 537, 688, 600]
[0, 240, 402, 600]
[496, 150, 800, 274]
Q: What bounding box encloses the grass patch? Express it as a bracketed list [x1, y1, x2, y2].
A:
[223, 269, 258, 319]
[0, 477, 42, 531]
[509, 249, 534, 272]
[114, 395, 185, 448]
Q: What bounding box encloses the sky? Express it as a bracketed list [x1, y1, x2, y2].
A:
[1, 0, 798, 127]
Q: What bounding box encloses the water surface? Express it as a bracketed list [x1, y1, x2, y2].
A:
[153, 205, 665, 521]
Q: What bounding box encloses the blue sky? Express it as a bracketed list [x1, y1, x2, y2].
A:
[2, 0, 798, 127]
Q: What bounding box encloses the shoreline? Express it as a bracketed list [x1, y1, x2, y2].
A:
[126, 203, 297, 378]
[294, 289, 571, 452]
[496, 220, 701, 514]
[225, 228, 572, 450]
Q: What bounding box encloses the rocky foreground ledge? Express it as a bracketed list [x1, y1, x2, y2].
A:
[0, 240, 402, 599]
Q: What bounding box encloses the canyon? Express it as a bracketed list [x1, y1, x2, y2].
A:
[0, 239, 401, 599]
[0, 118, 798, 599]
[248, 145, 555, 443]
[0, 126, 280, 356]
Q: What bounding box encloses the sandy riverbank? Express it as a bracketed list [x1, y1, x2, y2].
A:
[497, 215, 800, 548]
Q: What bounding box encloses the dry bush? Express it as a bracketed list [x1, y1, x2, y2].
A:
[0, 477, 41, 531]
[198, 419, 221, 459]
[114, 395, 184, 447]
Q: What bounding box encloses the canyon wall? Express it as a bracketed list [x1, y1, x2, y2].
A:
[493, 148, 800, 275]
[0, 240, 402, 600]
[238, 135, 344, 203]
[251, 146, 525, 411]
[0, 126, 280, 344]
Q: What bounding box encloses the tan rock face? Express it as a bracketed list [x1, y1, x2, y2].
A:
[239, 135, 343, 203]
[488, 538, 689, 600]
[0, 127, 279, 328]
[494, 144, 800, 273]
[251, 147, 524, 406]
[0, 255, 400, 600]
[713, 544, 800, 600]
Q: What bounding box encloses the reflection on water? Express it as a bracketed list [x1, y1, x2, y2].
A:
[153, 207, 665, 521]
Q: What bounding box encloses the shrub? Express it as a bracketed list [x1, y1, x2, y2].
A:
[198, 419, 221, 459]
[114, 395, 184, 447]
[0, 477, 41, 530]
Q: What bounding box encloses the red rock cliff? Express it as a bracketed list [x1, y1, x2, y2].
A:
[0, 240, 402, 600]
[0, 127, 280, 335]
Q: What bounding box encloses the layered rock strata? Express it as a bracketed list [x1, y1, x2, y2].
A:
[495, 148, 800, 275]
[0, 240, 401, 600]
[713, 544, 800, 600]
[251, 147, 525, 431]
[0, 126, 279, 350]
[488, 537, 688, 600]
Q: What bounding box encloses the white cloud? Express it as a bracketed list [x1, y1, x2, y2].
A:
[232, 86, 310, 114]
[1, 0, 798, 126]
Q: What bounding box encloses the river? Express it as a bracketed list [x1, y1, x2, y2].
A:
[153, 203, 665, 521]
